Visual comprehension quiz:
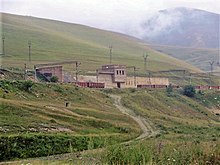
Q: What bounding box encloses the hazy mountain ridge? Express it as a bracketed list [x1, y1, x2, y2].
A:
[1, 12, 200, 73]
[143, 7, 219, 48]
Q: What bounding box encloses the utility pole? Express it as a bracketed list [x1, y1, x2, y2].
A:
[2, 35, 5, 55]
[148, 72, 151, 85]
[96, 69, 99, 83]
[28, 41, 31, 62]
[209, 61, 214, 86]
[143, 53, 148, 72]
[34, 65, 37, 82]
[209, 61, 214, 73]
[24, 63, 27, 80]
[109, 45, 112, 64]
[133, 66, 138, 87]
[75, 62, 81, 82]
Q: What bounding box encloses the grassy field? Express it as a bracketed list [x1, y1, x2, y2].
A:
[0, 80, 140, 161]
[0, 80, 219, 163]
[0, 80, 140, 136]
[0, 13, 200, 75]
[99, 88, 220, 164]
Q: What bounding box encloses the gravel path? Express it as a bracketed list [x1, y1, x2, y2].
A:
[109, 94, 159, 141]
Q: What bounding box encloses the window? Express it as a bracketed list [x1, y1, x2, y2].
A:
[122, 70, 124, 75]
[120, 70, 122, 75]
[116, 70, 119, 75]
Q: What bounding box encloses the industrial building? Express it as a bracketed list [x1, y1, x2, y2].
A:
[78, 64, 169, 88]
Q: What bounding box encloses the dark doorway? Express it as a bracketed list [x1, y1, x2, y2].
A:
[117, 82, 121, 88]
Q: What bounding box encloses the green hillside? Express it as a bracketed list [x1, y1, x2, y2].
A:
[0, 80, 139, 161]
[0, 13, 200, 74]
[1, 82, 219, 164]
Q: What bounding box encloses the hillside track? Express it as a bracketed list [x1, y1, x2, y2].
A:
[109, 94, 159, 142]
[0, 95, 159, 164]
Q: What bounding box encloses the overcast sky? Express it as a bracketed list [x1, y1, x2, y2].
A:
[1, 0, 220, 38]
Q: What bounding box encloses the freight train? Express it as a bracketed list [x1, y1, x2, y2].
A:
[137, 84, 220, 90]
[73, 81, 220, 90]
[73, 82, 105, 88]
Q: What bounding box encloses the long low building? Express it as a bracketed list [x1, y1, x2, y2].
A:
[35, 63, 169, 88]
[78, 65, 169, 88]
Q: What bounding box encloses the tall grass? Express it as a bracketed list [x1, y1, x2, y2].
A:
[102, 140, 220, 165]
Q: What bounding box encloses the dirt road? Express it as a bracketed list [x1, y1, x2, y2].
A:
[110, 94, 159, 141]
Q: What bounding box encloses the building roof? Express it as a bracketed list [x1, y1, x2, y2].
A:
[102, 65, 126, 69]
[36, 65, 62, 70]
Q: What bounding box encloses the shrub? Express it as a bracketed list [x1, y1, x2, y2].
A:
[183, 85, 196, 97]
[22, 80, 34, 92]
[0, 134, 112, 161]
[50, 76, 59, 83]
[166, 84, 173, 96]
[103, 143, 152, 164]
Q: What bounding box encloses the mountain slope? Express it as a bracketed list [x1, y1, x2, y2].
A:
[149, 44, 220, 71]
[0, 13, 200, 73]
[143, 7, 219, 49]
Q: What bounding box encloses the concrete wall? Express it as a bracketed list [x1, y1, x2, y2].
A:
[77, 74, 169, 88]
[98, 74, 117, 88]
[78, 75, 97, 82]
[126, 76, 169, 88]
[37, 66, 63, 82]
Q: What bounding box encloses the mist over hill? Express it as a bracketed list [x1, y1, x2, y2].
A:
[142, 7, 219, 48]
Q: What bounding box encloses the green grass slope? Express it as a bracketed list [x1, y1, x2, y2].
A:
[0, 80, 220, 163]
[0, 80, 140, 160]
[99, 88, 220, 164]
[0, 13, 200, 74]
[0, 80, 139, 136]
[148, 44, 220, 71]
